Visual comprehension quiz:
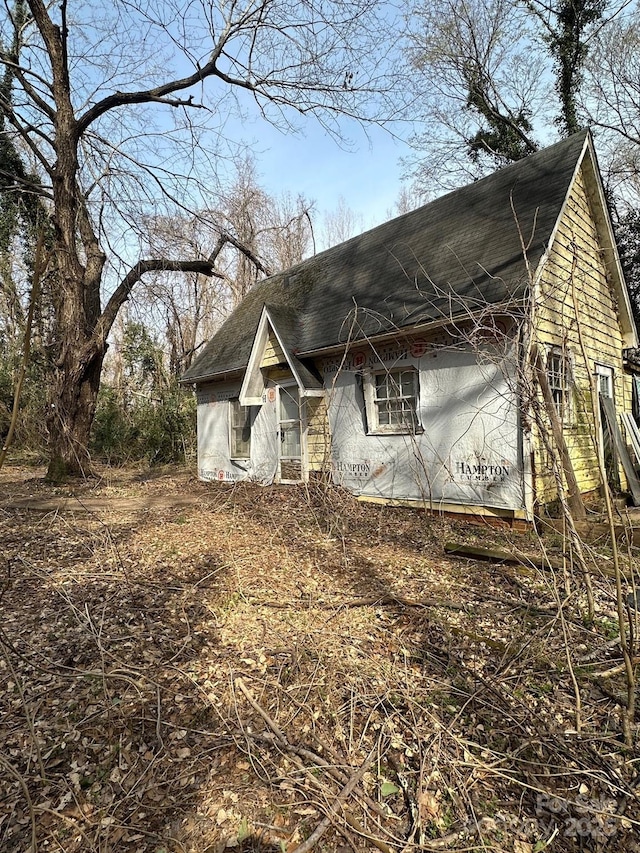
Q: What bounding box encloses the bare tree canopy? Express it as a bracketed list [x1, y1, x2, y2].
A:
[136, 153, 315, 376]
[583, 5, 640, 193]
[404, 0, 545, 189]
[403, 0, 631, 192]
[0, 0, 402, 478]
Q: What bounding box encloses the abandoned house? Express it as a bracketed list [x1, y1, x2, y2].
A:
[180, 130, 638, 524]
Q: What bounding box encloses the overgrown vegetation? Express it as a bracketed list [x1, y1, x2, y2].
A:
[91, 386, 196, 466]
[0, 466, 638, 852]
[0, 349, 47, 456]
[1, 319, 197, 467]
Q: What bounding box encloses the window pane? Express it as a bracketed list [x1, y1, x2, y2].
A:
[400, 372, 415, 395]
[280, 387, 299, 421]
[546, 350, 570, 419]
[371, 369, 418, 431]
[230, 400, 251, 458]
[598, 371, 612, 398]
[374, 374, 388, 399]
[281, 424, 301, 457]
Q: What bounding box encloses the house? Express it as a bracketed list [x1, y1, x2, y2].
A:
[181, 130, 638, 524]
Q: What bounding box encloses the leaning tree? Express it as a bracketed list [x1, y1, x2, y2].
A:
[0, 0, 398, 478]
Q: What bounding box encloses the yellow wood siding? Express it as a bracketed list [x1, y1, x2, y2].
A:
[306, 396, 330, 472]
[533, 166, 628, 504]
[261, 332, 286, 367]
[265, 366, 293, 382]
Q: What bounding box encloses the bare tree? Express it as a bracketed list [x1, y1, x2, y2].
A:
[136, 155, 315, 375]
[132, 214, 229, 376]
[404, 0, 619, 191]
[321, 195, 365, 248]
[0, 0, 399, 478]
[386, 184, 423, 218]
[405, 0, 544, 189]
[583, 8, 640, 191]
[524, 0, 607, 136]
[212, 155, 314, 303]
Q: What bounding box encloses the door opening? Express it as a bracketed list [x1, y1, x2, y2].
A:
[278, 385, 303, 483]
[596, 364, 618, 491]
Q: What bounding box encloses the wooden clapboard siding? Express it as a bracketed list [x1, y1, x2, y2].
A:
[261, 332, 286, 367]
[306, 396, 330, 472]
[533, 166, 628, 504]
[265, 366, 293, 382]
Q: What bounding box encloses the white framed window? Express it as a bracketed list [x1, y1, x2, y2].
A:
[229, 400, 252, 459]
[546, 347, 572, 421]
[277, 384, 303, 483]
[364, 368, 421, 434]
[595, 363, 614, 400]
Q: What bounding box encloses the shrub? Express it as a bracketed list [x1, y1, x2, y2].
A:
[91, 383, 196, 465]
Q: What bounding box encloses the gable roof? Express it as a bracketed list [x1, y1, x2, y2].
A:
[239, 304, 324, 403]
[182, 130, 633, 384]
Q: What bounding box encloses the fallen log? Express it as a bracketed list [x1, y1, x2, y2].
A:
[444, 542, 636, 582]
[444, 542, 564, 572]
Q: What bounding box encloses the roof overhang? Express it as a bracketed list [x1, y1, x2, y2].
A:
[181, 302, 528, 385]
[295, 302, 528, 360]
[178, 366, 244, 386]
[239, 305, 323, 405]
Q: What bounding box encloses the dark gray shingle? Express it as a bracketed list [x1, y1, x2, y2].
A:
[182, 131, 588, 383]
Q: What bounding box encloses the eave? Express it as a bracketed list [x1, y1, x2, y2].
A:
[295, 300, 528, 360]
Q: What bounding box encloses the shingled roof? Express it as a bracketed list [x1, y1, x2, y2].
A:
[183, 131, 591, 384]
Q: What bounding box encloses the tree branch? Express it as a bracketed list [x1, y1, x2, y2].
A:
[92, 258, 216, 353]
[208, 231, 272, 277]
[75, 34, 232, 136]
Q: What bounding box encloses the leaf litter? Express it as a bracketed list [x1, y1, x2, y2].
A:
[0, 463, 639, 852]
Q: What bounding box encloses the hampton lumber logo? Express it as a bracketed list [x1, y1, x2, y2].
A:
[454, 459, 511, 483]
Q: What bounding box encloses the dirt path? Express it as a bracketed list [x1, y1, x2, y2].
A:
[0, 461, 214, 513]
[1, 492, 210, 512]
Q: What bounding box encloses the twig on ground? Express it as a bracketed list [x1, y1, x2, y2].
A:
[0, 752, 37, 853]
[289, 748, 376, 853]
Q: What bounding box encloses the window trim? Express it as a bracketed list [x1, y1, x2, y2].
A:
[546, 346, 573, 422]
[363, 367, 422, 435]
[594, 362, 615, 402]
[229, 399, 252, 460]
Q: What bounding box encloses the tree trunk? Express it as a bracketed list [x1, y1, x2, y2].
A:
[46, 345, 105, 480]
[45, 230, 106, 481]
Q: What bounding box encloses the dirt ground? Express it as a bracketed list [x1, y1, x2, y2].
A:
[1, 462, 639, 853]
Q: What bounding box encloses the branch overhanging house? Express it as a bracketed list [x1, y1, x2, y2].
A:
[181, 130, 639, 524]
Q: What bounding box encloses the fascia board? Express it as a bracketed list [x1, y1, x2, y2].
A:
[581, 136, 638, 348]
[238, 306, 315, 405]
[179, 367, 244, 386]
[239, 306, 270, 406]
[528, 134, 587, 304]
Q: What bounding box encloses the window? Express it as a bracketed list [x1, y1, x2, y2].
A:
[595, 363, 614, 400]
[546, 348, 572, 420]
[364, 368, 420, 434]
[230, 400, 252, 459]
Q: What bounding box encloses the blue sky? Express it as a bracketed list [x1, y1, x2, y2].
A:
[236, 116, 412, 236]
